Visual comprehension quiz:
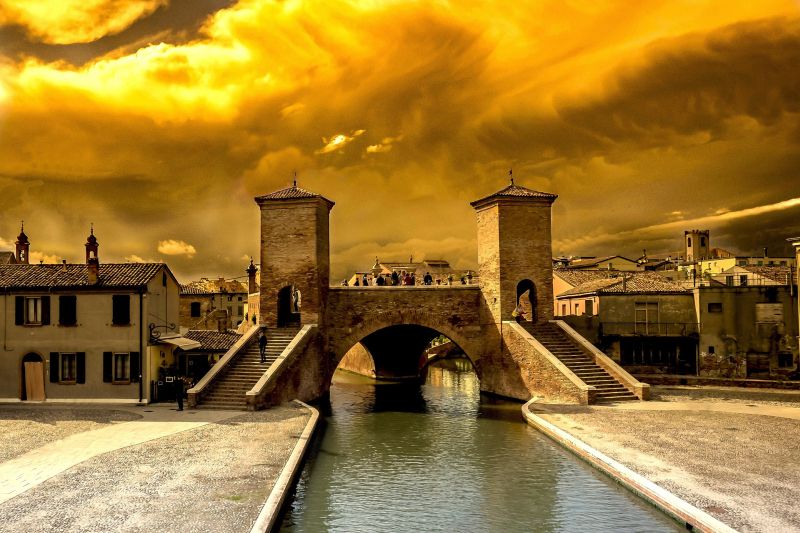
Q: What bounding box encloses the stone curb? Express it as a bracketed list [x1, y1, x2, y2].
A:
[250, 400, 320, 533]
[521, 399, 738, 533]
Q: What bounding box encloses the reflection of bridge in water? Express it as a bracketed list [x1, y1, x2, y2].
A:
[189, 180, 649, 410]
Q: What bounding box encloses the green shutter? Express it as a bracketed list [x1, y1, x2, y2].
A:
[130, 352, 140, 383]
[41, 296, 50, 325]
[49, 352, 59, 383]
[103, 352, 112, 382]
[15, 296, 23, 325]
[76, 352, 86, 384]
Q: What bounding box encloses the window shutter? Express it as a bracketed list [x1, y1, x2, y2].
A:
[15, 296, 24, 325]
[50, 352, 59, 383]
[41, 296, 50, 325]
[103, 352, 112, 382]
[130, 352, 140, 383]
[76, 352, 86, 384]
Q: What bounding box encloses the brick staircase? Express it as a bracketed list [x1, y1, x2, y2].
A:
[523, 322, 638, 404]
[196, 328, 299, 410]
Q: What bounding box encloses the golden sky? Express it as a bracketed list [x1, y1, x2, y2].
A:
[1, 0, 799, 281]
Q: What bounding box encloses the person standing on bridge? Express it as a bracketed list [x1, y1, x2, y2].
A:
[362, 273, 369, 286]
[391, 271, 399, 286]
[424, 272, 433, 285]
[259, 330, 268, 363]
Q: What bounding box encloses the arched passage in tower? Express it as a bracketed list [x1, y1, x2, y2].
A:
[516, 279, 537, 322]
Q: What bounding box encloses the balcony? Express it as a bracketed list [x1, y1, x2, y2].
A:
[601, 321, 699, 337]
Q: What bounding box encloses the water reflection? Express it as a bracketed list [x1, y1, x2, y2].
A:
[280, 359, 679, 532]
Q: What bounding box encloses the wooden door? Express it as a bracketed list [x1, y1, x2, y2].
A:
[24, 362, 45, 401]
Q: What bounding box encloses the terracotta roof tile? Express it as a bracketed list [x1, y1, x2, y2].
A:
[559, 272, 688, 296]
[181, 278, 248, 295]
[255, 184, 334, 206]
[554, 269, 618, 288]
[471, 183, 557, 207]
[0, 252, 16, 265]
[184, 330, 242, 351]
[0, 263, 164, 289]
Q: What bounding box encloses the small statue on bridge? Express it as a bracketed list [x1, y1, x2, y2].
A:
[292, 286, 302, 313]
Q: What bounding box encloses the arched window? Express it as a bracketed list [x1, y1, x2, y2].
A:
[190, 302, 201, 318]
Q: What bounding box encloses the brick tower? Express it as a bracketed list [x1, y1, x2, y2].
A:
[471, 177, 558, 324]
[255, 182, 334, 328]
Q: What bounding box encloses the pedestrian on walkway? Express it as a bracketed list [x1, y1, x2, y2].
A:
[174, 376, 184, 411]
[259, 330, 268, 363]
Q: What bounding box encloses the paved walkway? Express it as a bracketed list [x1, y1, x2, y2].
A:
[0, 405, 241, 505]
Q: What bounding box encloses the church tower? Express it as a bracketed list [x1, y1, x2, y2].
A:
[255, 182, 334, 328]
[471, 176, 558, 324]
[85, 225, 99, 264]
[15, 223, 29, 264]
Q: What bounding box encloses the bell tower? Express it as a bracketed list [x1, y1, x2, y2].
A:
[15, 222, 29, 264]
[85, 224, 99, 264]
[255, 182, 334, 328]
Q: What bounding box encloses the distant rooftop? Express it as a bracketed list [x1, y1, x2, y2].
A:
[559, 272, 688, 297]
[184, 330, 242, 351]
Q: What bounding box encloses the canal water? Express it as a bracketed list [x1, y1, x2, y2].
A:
[279, 359, 681, 532]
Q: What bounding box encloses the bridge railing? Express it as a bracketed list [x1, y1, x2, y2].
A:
[552, 320, 650, 400]
[187, 324, 260, 408]
[246, 324, 317, 410]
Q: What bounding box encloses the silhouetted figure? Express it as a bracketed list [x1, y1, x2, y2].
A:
[391, 271, 399, 286]
[362, 274, 369, 286]
[376, 275, 385, 286]
[174, 377, 184, 411]
[424, 272, 433, 285]
[259, 331, 268, 363]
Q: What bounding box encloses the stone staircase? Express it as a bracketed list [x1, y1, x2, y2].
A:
[196, 328, 299, 410]
[523, 322, 638, 404]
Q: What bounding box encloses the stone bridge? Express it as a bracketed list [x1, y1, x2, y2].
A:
[229, 179, 649, 407]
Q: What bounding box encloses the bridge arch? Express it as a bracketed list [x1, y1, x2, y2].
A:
[328, 309, 483, 385]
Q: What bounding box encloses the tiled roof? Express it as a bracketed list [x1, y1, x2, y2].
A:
[0, 252, 16, 265]
[255, 184, 334, 206]
[554, 269, 618, 288]
[184, 330, 242, 351]
[564, 255, 637, 268]
[741, 266, 795, 284]
[181, 278, 248, 295]
[470, 183, 558, 207]
[559, 272, 688, 296]
[0, 263, 164, 289]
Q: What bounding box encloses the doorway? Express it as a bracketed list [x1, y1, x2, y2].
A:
[516, 279, 537, 322]
[277, 285, 301, 327]
[21, 353, 45, 401]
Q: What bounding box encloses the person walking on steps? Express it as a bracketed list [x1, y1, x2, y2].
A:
[259, 330, 268, 363]
[174, 376, 185, 411]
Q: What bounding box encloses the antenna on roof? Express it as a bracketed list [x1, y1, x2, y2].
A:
[293, 170, 297, 188]
[20, 220, 24, 232]
[509, 168, 514, 186]
[90, 222, 94, 235]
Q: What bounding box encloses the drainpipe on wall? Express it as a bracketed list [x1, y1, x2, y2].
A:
[139, 290, 144, 404]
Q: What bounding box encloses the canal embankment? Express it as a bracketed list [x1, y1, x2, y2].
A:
[526, 385, 800, 532]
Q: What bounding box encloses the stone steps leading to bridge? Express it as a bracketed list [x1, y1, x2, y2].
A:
[524, 322, 638, 404]
[195, 328, 299, 410]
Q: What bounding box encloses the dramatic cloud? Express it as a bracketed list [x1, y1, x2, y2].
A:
[157, 239, 197, 257]
[0, 0, 167, 44]
[0, 1, 799, 281]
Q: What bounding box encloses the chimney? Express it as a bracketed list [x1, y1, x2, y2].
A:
[61, 259, 67, 272]
[763, 247, 768, 258]
[87, 257, 99, 284]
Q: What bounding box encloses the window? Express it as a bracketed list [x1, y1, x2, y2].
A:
[49, 352, 85, 384]
[561, 304, 567, 316]
[740, 275, 748, 286]
[237, 305, 244, 316]
[634, 302, 659, 334]
[574, 303, 579, 315]
[237, 296, 243, 301]
[725, 275, 734, 286]
[15, 296, 50, 326]
[190, 302, 201, 318]
[708, 346, 715, 354]
[103, 351, 139, 383]
[687, 237, 692, 247]
[61, 353, 77, 382]
[778, 353, 793, 368]
[585, 300, 594, 316]
[739, 260, 747, 266]
[227, 296, 233, 302]
[780, 261, 787, 266]
[707, 302, 723, 313]
[59, 295, 77, 326]
[700, 237, 706, 247]
[757, 260, 763, 266]
[114, 353, 130, 382]
[112, 295, 131, 325]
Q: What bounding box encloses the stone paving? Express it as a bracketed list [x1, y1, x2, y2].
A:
[533, 385, 800, 533]
[0, 403, 310, 532]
